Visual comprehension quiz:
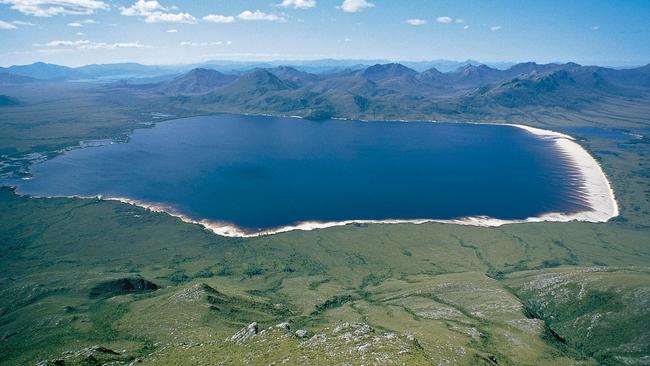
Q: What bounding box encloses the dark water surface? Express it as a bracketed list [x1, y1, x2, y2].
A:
[7, 115, 590, 232]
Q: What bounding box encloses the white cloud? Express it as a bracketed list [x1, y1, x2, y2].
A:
[463, 25, 469, 29]
[0, 0, 108, 17]
[203, 14, 235, 23]
[75, 31, 84, 35]
[167, 28, 177, 32]
[490, 25, 502, 31]
[41, 39, 148, 49]
[406, 18, 426, 26]
[12, 20, 35, 26]
[44, 40, 76, 47]
[121, 0, 197, 24]
[120, 0, 166, 16]
[144, 12, 195, 23]
[95, 42, 146, 49]
[237, 10, 286, 22]
[340, 0, 374, 13]
[278, 0, 316, 9]
[436, 16, 453, 24]
[0, 20, 17, 29]
[0, 19, 34, 30]
[455, 18, 464, 23]
[591, 26, 599, 31]
[67, 18, 96, 27]
[180, 41, 228, 47]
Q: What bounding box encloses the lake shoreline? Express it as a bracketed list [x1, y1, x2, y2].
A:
[511, 124, 619, 222]
[7, 118, 618, 238]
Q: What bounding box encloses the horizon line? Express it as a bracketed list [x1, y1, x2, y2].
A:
[3, 58, 649, 70]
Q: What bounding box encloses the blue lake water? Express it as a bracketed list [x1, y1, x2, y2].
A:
[7, 115, 590, 233]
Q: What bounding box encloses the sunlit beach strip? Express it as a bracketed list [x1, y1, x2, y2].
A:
[510, 124, 619, 222]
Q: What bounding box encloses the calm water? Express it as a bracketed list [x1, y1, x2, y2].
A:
[7, 115, 590, 233]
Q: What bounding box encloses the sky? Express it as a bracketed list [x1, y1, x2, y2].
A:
[1, 0, 649, 67]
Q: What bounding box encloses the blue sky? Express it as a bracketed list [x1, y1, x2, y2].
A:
[1, 0, 649, 67]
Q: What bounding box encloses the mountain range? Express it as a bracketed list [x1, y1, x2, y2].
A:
[115, 61, 649, 119]
[2, 60, 649, 122]
[0, 62, 174, 81]
[0, 59, 571, 82]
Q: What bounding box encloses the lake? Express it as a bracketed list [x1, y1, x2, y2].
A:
[7, 114, 591, 234]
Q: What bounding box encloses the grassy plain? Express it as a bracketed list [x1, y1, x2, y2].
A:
[0, 82, 649, 365]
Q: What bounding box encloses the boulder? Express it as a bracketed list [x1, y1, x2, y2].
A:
[295, 329, 308, 338]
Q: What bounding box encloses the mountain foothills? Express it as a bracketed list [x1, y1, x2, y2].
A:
[1, 60, 650, 366]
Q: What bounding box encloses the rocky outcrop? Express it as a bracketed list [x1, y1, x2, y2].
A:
[36, 345, 123, 365]
[221, 321, 427, 363]
[228, 322, 259, 343]
[89, 277, 159, 298]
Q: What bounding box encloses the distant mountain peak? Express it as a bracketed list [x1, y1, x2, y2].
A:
[156, 67, 236, 94]
[219, 68, 293, 94]
[362, 63, 417, 81]
[243, 68, 284, 81]
[456, 64, 495, 74]
[273, 65, 300, 72]
[420, 67, 444, 76]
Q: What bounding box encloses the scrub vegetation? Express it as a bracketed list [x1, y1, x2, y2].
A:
[1, 63, 649, 365]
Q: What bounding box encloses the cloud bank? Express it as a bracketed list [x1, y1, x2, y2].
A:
[203, 14, 235, 23]
[0, 0, 108, 17]
[120, 0, 197, 24]
[340, 0, 374, 13]
[40, 39, 147, 49]
[237, 10, 286, 22]
[278, 0, 316, 9]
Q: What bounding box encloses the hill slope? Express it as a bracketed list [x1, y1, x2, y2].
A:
[155, 68, 237, 94]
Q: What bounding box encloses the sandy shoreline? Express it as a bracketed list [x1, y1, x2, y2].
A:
[97, 122, 619, 238]
[10, 119, 620, 238]
[510, 124, 619, 221]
